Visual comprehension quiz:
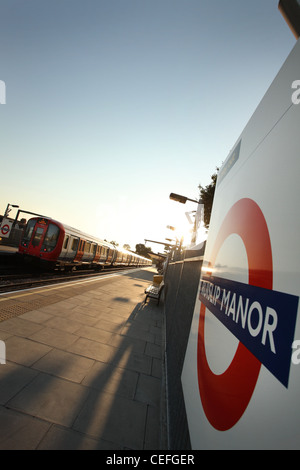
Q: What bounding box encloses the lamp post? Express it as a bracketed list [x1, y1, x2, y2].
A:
[169, 193, 200, 205]
[169, 193, 204, 246]
[4, 203, 19, 218]
[166, 224, 183, 253]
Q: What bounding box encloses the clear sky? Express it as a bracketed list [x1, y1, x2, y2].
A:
[0, 0, 296, 252]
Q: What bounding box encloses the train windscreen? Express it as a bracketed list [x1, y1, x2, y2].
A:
[21, 219, 36, 245]
[41, 223, 60, 252]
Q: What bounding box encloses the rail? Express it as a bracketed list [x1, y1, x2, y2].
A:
[0, 265, 142, 294]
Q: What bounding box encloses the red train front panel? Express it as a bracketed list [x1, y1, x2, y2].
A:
[19, 218, 65, 263]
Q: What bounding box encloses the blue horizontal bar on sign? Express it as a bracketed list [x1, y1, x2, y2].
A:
[199, 275, 299, 388]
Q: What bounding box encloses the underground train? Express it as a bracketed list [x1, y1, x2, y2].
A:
[18, 217, 152, 270]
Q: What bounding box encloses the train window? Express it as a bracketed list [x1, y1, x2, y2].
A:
[71, 238, 79, 251]
[63, 236, 69, 249]
[92, 244, 96, 254]
[32, 227, 45, 247]
[84, 242, 91, 253]
[22, 219, 36, 243]
[41, 223, 60, 251]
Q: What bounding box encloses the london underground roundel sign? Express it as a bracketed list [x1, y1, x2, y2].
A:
[197, 198, 271, 431]
[1, 224, 10, 235]
[0, 219, 13, 238]
[195, 196, 299, 434]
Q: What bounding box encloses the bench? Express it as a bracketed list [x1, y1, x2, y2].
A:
[144, 281, 164, 305]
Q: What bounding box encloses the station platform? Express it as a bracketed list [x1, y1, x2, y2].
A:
[0, 245, 18, 254]
[0, 267, 167, 450]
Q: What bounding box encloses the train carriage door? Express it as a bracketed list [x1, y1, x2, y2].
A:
[28, 218, 49, 257]
[91, 243, 97, 262]
[106, 248, 114, 265]
[59, 234, 70, 261]
[74, 239, 84, 262]
[59, 235, 79, 262]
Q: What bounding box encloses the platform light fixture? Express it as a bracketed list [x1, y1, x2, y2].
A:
[169, 192, 204, 246]
[169, 193, 201, 205]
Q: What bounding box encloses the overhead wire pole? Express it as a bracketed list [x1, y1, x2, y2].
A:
[3, 203, 19, 218]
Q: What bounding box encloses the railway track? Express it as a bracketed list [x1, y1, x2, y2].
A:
[0, 265, 140, 294]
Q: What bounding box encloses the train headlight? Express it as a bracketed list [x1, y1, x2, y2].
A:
[42, 245, 50, 252]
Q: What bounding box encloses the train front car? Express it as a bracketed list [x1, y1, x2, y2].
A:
[19, 217, 65, 269]
[19, 217, 152, 270]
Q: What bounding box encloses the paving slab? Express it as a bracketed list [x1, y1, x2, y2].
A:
[0, 267, 167, 450]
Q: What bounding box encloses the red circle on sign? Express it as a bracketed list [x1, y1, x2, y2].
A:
[1, 224, 9, 235]
[197, 198, 273, 431]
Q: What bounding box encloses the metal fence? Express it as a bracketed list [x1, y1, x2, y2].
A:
[163, 245, 204, 450]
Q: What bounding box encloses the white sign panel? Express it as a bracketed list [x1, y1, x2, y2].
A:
[0, 218, 13, 238]
[182, 39, 300, 449]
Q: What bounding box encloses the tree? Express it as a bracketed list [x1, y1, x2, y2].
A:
[198, 169, 219, 229]
[123, 244, 131, 251]
[135, 243, 152, 259]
